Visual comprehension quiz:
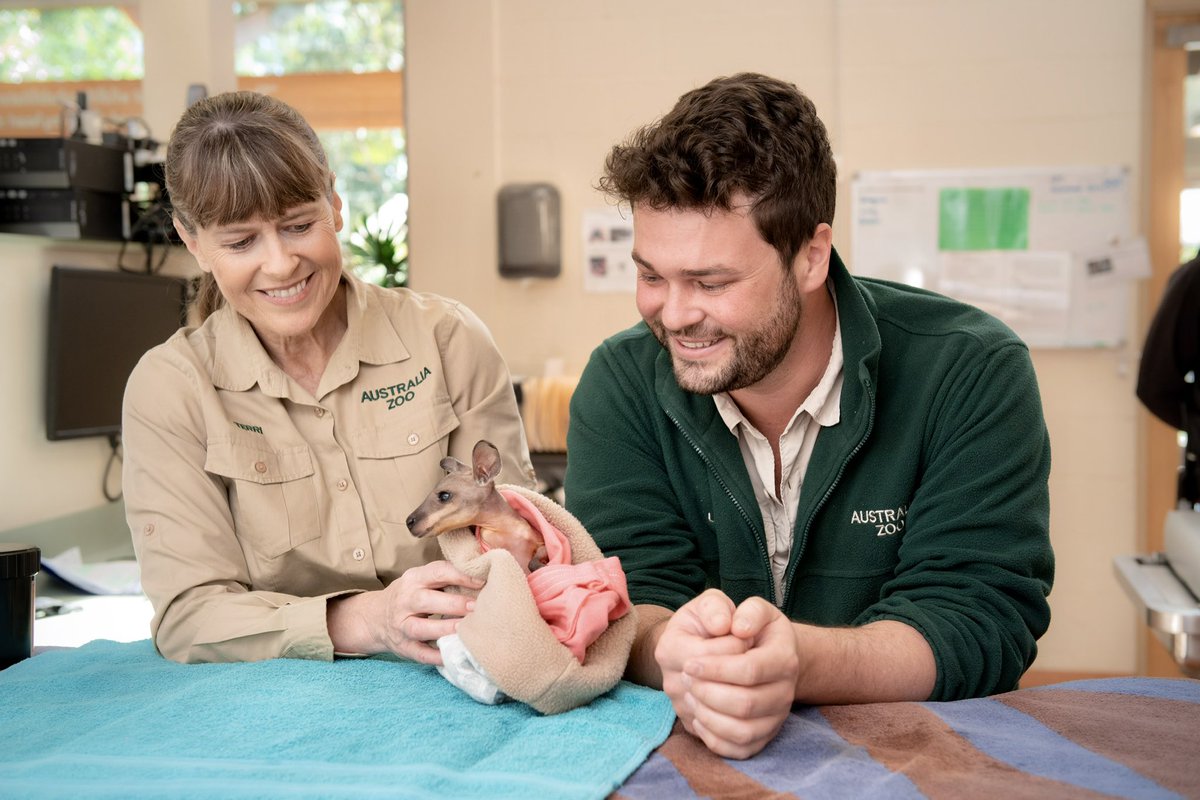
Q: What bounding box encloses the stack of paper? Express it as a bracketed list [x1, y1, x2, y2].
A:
[41, 546, 142, 595]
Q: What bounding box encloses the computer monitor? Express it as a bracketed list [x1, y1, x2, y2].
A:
[45, 265, 188, 441]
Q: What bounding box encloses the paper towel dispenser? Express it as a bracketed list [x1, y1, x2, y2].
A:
[498, 183, 560, 278]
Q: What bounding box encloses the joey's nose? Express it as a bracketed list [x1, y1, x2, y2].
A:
[405, 515, 417, 530]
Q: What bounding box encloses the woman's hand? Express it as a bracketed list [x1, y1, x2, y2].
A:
[327, 560, 484, 664]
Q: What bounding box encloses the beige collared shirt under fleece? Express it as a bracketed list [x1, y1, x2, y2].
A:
[122, 274, 535, 664]
[712, 302, 844, 604]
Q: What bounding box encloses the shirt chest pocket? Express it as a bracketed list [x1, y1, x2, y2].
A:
[353, 394, 460, 530]
[205, 438, 322, 559]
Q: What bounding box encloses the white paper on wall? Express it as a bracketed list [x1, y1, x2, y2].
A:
[582, 207, 636, 293]
[851, 166, 1136, 348]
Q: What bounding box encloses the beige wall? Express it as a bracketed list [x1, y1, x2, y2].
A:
[406, 0, 1147, 675]
[0, 0, 1148, 675]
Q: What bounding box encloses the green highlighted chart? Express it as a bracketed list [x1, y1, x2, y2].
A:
[851, 166, 1143, 348]
[938, 187, 1030, 251]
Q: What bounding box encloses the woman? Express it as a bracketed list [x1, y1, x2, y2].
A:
[122, 91, 535, 665]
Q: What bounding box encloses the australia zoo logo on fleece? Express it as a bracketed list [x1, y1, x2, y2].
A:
[850, 505, 908, 537]
[360, 366, 432, 410]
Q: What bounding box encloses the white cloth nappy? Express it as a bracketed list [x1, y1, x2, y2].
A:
[436, 633, 508, 705]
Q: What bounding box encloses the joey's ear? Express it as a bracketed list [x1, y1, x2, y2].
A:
[472, 440, 502, 485]
[439, 456, 467, 474]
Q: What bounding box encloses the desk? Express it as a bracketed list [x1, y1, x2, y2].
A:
[7, 504, 1195, 798]
[4, 500, 132, 570]
[2, 500, 152, 650]
[34, 580, 152, 649]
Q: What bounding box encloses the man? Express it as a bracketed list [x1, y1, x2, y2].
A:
[564, 73, 1053, 759]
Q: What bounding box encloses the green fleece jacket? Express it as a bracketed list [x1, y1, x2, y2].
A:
[564, 249, 1053, 701]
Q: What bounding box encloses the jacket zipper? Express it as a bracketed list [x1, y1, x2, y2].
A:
[665, 409, 777, 605]
[780, 377, 876, 611]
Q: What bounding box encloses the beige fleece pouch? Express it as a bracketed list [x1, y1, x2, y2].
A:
[436, 484, 637, 715]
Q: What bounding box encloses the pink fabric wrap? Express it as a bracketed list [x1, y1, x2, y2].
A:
[476, 489, 631, 662]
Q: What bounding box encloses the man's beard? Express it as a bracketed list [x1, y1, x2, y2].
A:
[649, 275, 802, 395]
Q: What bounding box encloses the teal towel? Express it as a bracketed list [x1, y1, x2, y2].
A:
[0, 639, 675, 799]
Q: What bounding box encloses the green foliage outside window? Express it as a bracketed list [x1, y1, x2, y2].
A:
[320, 128, 409, 286]
[347, 195, 408, 288]
[234, 0, 403, 75]
[0, 6, 143, 82]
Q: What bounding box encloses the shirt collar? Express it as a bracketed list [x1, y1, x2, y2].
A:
[206, 303, 279, 394]
[346, 275, 410, 366]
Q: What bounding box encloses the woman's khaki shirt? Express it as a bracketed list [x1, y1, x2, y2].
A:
[122, 275, 534, 663]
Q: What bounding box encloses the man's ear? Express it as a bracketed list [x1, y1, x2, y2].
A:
[794, 223, 833, 294]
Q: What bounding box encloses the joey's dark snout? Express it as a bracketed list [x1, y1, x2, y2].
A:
[406, 507, 437, 538]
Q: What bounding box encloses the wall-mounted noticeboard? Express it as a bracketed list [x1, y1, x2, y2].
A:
[850, 165, 1147, 348]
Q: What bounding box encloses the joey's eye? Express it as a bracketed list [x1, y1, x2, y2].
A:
[437, 491, 452, 502]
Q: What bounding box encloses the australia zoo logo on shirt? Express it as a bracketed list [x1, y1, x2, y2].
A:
[360, 366, 432, 410]
[850, 504, 908, 537]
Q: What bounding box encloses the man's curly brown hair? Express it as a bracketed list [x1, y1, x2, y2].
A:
[599, 73, 836, 270]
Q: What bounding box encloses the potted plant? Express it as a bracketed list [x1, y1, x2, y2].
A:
[347, 196, 408, 288]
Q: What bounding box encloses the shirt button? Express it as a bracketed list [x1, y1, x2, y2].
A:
[336, 479, 348, 491]
[315, 407, 326, 418]
[254, 461, 267, 474]
[407, 433, 420, 446]
[352, 547, 366, 561]
[143, 523, 155, 536]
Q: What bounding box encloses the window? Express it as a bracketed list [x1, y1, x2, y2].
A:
[0, 5, 141, 81]
[235, 0, 408, 286]
[0, 5, 143, 139]
[0, 2, 407, 286]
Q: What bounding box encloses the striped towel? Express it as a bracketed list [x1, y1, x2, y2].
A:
[616, 678, 1200, 800]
